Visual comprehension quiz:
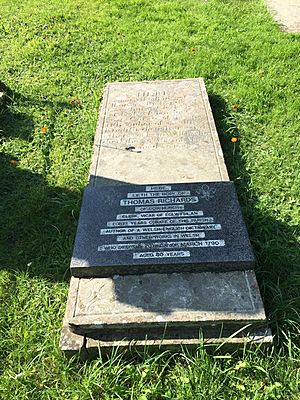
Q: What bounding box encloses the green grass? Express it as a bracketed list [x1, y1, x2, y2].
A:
[0, 0, 299, 398]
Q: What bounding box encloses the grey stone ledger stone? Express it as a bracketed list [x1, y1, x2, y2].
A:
[60, 272, 272, 358]
[69, 271, 265, 335]
[88, 78, 229, 185]
[71, 182, 255, 277]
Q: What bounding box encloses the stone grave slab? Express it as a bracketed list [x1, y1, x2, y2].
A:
[69, 270, 265, 334]
[59, 272, 272, 358]
[89, 78, 228, 186]
[71, 182, 255, 277]
[60, 78, 270, 355]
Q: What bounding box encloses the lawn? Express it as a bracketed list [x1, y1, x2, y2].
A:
[0, 0, 299, 398]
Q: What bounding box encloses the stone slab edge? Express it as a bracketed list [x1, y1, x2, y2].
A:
[84, 328, 273, 357]
[59, 277, 87, 357]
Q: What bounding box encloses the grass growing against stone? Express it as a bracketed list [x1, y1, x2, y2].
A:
[0, 0, 299, 398]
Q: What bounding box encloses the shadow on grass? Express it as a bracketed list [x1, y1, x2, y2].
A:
[0, 83, 70, 140]
[210, 94, 300, 345]
[0, 152, 81, 282]
[0, 86, 81, 282]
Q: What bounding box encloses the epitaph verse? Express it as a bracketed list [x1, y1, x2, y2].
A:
[70, 182, 255, 277]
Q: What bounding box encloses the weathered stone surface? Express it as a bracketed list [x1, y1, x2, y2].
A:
[68, 271, 265, 334]
[71, 182, 255, 277]
[60, 271, 271, 358]
[89, 79, 228, 186]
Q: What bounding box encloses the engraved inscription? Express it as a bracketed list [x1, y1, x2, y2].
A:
[116, 232, 206, 242]
[107, 217, 214, 227]
[71, 181, 256, 274]
[98, 240, 225, 252]
[97, 184, 225, 260]
[100, 224, 221, 235]
[102, 81, 211, 150]
[146, 185, 171, 191]
[135, 205, 184, 212]
[120, 196, 199, 206]
[127, 190, 190, 198]
[116, 211, 203, 220]
[133, 251, 190, 259]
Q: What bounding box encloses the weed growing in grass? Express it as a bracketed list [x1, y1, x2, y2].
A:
[0, 0, 299, 398]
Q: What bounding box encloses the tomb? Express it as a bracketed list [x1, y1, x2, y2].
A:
[60, 78, 271, 357]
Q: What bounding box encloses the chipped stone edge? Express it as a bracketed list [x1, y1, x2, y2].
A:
[69, 313, 266, 333]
